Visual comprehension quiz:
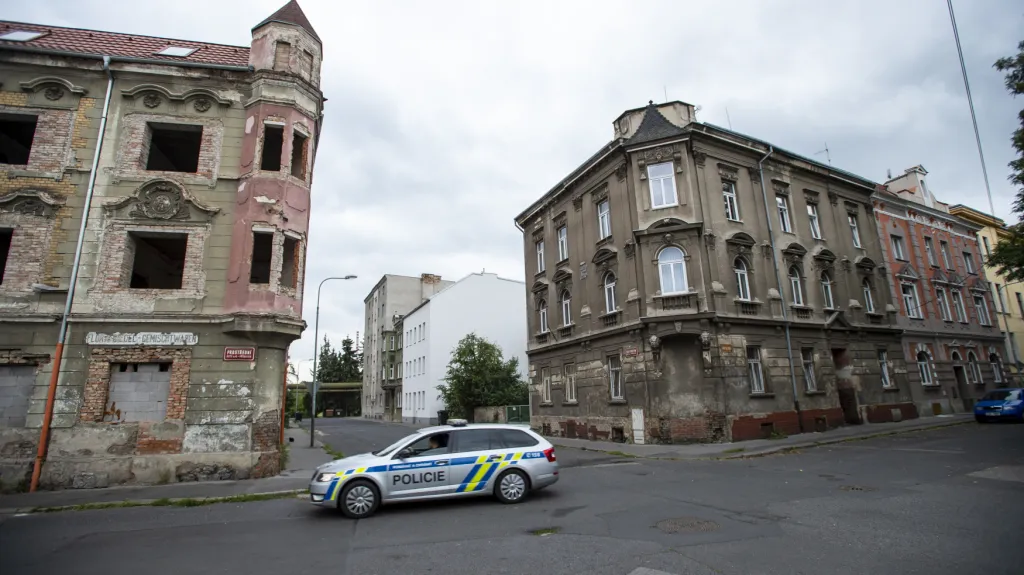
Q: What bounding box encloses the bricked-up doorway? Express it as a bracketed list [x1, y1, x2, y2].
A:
[0, 365, 35, 427]
[832, 347, 862, 425]
[81, 348, 191, 423]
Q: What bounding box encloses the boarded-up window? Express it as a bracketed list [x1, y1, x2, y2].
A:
[261, 125, 284, 171]
[250, 232, 274, 284]
[281, 236, 299, 289]
[273, 42, 291, 71]
[106, 363, 171, 422]
[299, 50, 313, 79]
[290, 131, 307, 179]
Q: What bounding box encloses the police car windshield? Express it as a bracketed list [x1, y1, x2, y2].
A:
[372, 432, 421, 457]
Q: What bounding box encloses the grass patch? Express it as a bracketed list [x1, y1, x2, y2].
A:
[280, 442, 290, 471]
[324, 444, 345, 460]
[722, 447, 745, 454]
[530, 527, 560, 536]
[32, 490, 306, 514]
[605, 450, 637, 458]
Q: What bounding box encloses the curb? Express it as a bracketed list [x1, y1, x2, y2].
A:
[552, 418, 972, 462]
[0, 488, 308, 516]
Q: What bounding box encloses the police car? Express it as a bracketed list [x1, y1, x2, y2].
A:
[308, 420, 559, 518]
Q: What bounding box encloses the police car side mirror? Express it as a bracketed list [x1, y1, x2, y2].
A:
[397, 448, 413, 460]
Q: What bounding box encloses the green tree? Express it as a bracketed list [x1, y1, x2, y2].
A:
[315, 335, 343, 383]
[436, 333, 528, 421]
[338, 336, 361, 381]
[985, 39, 1024, 280]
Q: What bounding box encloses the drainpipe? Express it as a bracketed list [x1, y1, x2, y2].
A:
[30, 56, 115, 492]
[755, 146, 805, 433]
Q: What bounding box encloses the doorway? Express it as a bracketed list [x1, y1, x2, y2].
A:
[832, 348, 862, 425]
[952, 365, 971, 413]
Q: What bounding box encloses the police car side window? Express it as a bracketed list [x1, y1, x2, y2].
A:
[496, 429, 538, 448]
[452, 429, 499, 453]
[400, 432, 450, 458]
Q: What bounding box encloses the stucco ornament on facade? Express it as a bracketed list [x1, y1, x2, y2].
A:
[0, 189, 65, 217]
[85, 332, 199, 346]
[193, 98, 212, 112]
[104, 180, 221, 221]
[43, 86, 64, 100]
[142, 92, 162, 108]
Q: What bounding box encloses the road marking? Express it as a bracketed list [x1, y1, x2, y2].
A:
[627, 568, 678, 575]
[968, 466, 1024, 483]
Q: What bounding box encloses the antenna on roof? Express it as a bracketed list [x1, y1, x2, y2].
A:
[663, 86, 668, 102]
[887, 168, 893, 179]
[815, 142, 832, 166]
[725, 107, 733, 130]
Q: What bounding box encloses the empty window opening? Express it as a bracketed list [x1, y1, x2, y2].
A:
[261, 125, 284, 171]
[250, 232, 274, 284]
[281, 236, 299, 289]
[290, 131, 308, 179]
[0, 229, 12, 284]
[0, 114, 38, 165]
[128, 232, 187, 289]
[145, 123, 202, 172]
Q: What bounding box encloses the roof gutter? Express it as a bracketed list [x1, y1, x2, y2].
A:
[516, 141, 622, 225]
[0, 44, 254, 72]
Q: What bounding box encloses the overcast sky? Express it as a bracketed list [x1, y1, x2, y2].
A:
[9, 0, 1022, 380]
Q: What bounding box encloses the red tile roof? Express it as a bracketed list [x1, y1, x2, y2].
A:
[0, 20, 250, 68]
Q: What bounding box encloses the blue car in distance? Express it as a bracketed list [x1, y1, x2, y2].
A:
[974, 388, 1024, 422]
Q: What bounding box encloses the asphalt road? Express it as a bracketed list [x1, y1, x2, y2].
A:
[3, 421, 1023, 575]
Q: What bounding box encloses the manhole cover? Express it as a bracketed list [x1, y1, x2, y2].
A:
[655, 517, 720, 533]
[839, 485, 877, 492]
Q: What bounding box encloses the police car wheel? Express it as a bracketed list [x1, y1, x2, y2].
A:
[494, 469, 529, 504]
[339, 480, 379, 519]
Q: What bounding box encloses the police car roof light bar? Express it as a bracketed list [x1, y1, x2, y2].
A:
[448, 418, 468, 427]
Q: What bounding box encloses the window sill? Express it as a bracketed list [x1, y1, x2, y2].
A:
[804, 390, 826, 396]
[651, 203, 679, 210]
[922, 384, 942, 390]
[534, 270, 546, 278]
[881, 386, 900, 392]
[749, 393, 775, 398]
[609, 399, 627, 405]
[556, 258, 569, 267]
[596, 235, 614, 247]
[563, 401, 579, 406]
[539, 401, 553, 407]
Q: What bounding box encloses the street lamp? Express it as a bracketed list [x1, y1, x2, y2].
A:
[310, 275, 357, 447]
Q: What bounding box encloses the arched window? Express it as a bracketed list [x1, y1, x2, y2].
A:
[951, 351, 963, 363]
[560, 290, 572, 326]
[967, 351, 982, 384]
[917, 350, 933, 385]
[821, 272, 835, 310]
[734, 257, 751, 301]
[862, 278, 875, 313]
[788, 266, 803, 305]
[537, 299, 548, 333]
[658, 247, 687, 294]
[603, 273, 617, 313]
[990, 352, 1003, 383]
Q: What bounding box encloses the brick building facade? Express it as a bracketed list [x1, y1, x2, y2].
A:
[515, 102, 913, 445]
[0, 1, 324, 490]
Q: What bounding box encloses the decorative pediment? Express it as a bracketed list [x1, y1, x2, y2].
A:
[552, 268, 573, 285]
[968, 277, 988, 293]
[717, 163, 739, 182]
[651, 217, 688, 230]
[121, 84, 232, 108]
[931, 269, 949, 284]
[803, 189, 820, 203]
[20, 76, 88, 100]
[103, 179, 220, 221]
[531, 279, 550, 295]
[811, 247, 836, 271]
[854, 256, 877, 271]
[0, 189, 66, 217]
[552, 210, 567, 226]
[593, 247, 618, 265]
[948, 272, 964, 285]
[725, 231, 756, 258]
[895, 263, 919, 281]
[823, 310, 853, 330]
[782, 242, 807, 265]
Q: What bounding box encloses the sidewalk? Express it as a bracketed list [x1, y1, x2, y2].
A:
[0, 425, 335, 514]
[550, 414, 973, 460]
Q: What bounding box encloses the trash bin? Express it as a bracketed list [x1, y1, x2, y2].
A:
[437, 410, 449, 425]
[294, 411, 303, 422]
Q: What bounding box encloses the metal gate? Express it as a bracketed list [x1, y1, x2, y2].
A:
[0, 365, 35, 427]
[505, 404, 529, 423]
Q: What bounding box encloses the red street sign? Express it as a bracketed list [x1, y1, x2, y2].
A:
[624, 347, 639, 357]
[224, 346, 256, 361]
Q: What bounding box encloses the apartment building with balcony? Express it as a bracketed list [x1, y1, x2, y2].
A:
[515, 101, 912, 445]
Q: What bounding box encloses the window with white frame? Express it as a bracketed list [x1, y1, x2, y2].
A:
[776, 195, 792, 233]
[538, 299, 549, 333]
[821, 272, 835, 309]
[747, 346, 766, 393]
[658, 247, 687, 294]
[807, 203, 821, 239]
[560, 290, 572, 326]
[536, 240, 545, 273]
[891, 235, 906, 260]
[963, 252, 976, 274]
[557, 226, 568, 261]
[940, 240, 952, 269]
[849, 214, 862, 248]
[597, 200, 611, 239]
[974, 295, 990, 325]
[604, 272, 617, 313]
[647, 162, 677, 208]
[564, 363, 577, 403]
[389, 365, 394, 378]
[902, 283, 922, 319]
[722, 181, 740, 221]
[917, 350, 934, 385]
[924, 236, 937, 266]
[862, 278, 875, 313]
[967, 351, 982, 383]
[735, 257, 751, 301]
[540, 367, 551, 403]
[952, 290, 967, 322]
[990, 353, 1003, 383]
[878, 350, 893, 388]
[802, 348, 817, 392]
[789, 266, 804, 305]
[608, 355, 623, 399]
[936, 288, 952, 321]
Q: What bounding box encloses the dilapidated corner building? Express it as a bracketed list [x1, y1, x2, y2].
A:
[515, 101, 913, 445]
[0, 0, 324, 490]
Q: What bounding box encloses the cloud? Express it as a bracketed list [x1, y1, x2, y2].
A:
[6, 0, 1021, 380]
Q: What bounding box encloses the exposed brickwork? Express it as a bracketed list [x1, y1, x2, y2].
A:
[80, 347, 191, 423]
[865, 402, 919, 423]
[250, 451, 280, 479]
[135, 428, 184, 455]
[0, 211, 56, 293]
[113, 112, 225, 186]
[0, 104, 75, 174]
[252, 409, 280, 452]
[731, 408, 844, 442]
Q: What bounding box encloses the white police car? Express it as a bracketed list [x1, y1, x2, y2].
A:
[308, 420, 559, 518]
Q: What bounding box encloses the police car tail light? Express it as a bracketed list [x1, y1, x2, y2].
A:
[543, 447, 556, 462]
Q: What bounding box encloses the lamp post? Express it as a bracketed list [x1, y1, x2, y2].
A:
[310, 275, 357, 447]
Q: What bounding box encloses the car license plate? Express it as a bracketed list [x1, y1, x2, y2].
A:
[987, 411, 1001, 416]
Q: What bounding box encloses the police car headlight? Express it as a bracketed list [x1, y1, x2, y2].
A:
[316, 472, 337, 482]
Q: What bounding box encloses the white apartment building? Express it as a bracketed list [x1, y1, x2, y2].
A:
[401, 273, 527, 424]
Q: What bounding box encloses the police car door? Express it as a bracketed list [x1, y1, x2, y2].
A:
[386, 432, 454, 499]
[449, 429, 506, 495]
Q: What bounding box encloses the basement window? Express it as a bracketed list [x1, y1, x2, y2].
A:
[261, 125, 284, 171]
[0, 229, 12, 284]
[250, 232, 274, 284]
[290, 131, 307, 179]
[0, 113, 38, 165]
[128, 232, 188, 289]
[145, 123, 202, 173]
[281, 236, 299, 288]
